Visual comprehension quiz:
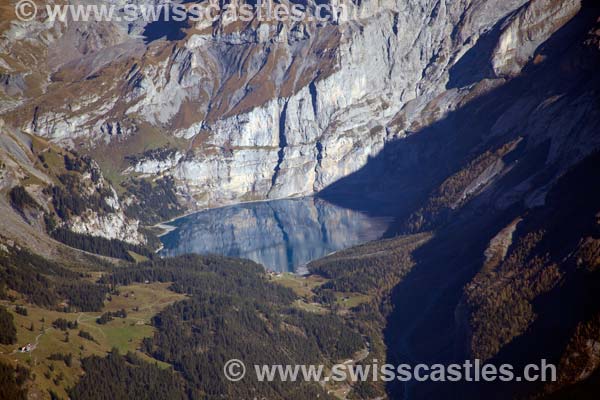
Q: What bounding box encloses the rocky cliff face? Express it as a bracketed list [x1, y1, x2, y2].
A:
[0, 119, 144, 245]
[1, 0, 585, 212]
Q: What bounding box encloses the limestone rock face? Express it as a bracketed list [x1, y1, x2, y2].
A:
[0, 0, 586, 211]
[0, 121, 144, 244]
[67, 209, 144, 245]
[62, 180, 146, 245]
[491, 0, 581, 77]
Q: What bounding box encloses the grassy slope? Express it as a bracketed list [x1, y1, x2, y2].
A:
[0, 283, 186, 399]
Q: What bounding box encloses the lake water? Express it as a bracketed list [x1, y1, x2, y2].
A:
[159, 197, 394, 273]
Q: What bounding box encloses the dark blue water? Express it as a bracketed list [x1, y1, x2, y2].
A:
[159, 197, 393, 273]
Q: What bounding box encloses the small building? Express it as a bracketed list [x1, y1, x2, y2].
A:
[19, 343, 34, 352]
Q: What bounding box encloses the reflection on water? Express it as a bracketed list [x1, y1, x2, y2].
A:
[159, 197, 393, 273]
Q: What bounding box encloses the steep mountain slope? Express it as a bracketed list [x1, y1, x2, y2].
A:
[314, 3, 600, 399]
[0, 119, 149, 262]
[1, 0, 585, 213]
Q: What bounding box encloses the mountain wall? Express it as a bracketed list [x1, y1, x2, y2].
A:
[1, 0, 584, 212]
